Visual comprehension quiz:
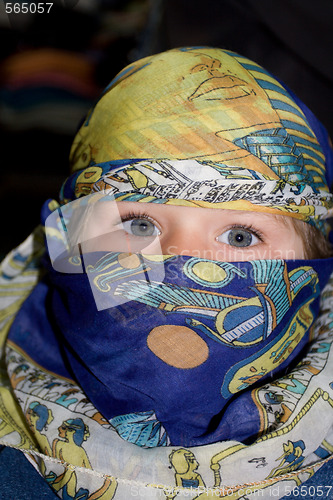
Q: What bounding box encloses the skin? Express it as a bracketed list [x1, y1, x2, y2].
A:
[79, 201, 305, 261]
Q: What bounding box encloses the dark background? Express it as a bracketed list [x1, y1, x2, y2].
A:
[1, 0, 333, 257]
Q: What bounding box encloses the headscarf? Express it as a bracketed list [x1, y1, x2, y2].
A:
[2, 47, 333, 499]
[66, 47, 333, 231]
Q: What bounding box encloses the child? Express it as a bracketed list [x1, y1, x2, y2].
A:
[1, 47, 333, 499]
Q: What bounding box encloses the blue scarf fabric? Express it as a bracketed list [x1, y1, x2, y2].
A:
[8, 247, 332, 448]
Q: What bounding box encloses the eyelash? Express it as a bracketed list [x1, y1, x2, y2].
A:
[227, 224, 264, 242]
[117, 212, 265, 242]
[118, 211, 158, 225]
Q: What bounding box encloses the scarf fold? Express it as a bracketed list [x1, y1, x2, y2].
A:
[8, 249, 332, 448]
[2, 236, 333, 499]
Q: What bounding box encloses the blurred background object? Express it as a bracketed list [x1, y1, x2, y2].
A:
[1, 0, 332, 256]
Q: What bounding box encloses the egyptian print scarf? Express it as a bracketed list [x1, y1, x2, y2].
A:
[1, 47, 333, 499]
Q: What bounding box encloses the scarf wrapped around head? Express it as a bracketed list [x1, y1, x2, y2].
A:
[2, 47, 333, 500]
[64, 47, 333, 232]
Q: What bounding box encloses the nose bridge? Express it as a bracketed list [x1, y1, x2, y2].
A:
[161, 222, 209, 256]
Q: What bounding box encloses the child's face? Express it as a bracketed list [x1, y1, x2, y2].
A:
[81, 201, 305, 261]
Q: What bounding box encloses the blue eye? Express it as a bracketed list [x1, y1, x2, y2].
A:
[217, 228, 260, 247]
[122, 218, 160, 237]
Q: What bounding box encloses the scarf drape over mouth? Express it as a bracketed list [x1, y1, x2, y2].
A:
[2, 47, 333, 499]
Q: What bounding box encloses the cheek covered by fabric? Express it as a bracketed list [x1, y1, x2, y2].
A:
[9, 250, 330, 447]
